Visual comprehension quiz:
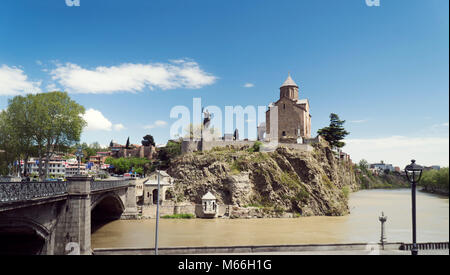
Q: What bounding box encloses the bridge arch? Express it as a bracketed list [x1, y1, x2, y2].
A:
[91, 192, 125, 232]
[0, 218, 50, 255]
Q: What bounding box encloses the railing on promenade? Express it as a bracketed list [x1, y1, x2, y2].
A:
[90, 179, 130, 192]
[0, 181, 68, 204]
[400, 242, 449, 251]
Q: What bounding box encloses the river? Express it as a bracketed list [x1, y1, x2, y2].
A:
[91, 189, 449, 248]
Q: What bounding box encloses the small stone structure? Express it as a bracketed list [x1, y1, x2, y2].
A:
[201, 192, 218, 218]
[143, 171, 174, 205]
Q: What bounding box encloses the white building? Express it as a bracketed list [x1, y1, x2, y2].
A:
[21, 158, 66, 177]
[143, 171, 174, 205]
[20, 157, 87, 178]
[370, 161, 395, 173]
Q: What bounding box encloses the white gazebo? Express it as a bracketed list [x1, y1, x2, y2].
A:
[201, 191, 218, 217]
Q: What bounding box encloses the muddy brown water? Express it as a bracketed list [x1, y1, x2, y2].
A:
[91, 189, 449, 248]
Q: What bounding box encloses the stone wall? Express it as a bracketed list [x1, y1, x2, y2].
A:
[182, 139, 315, 154]
[202, 140, 255, 151]
[181, 140, 201, 153]
[141, 201, 229, 218]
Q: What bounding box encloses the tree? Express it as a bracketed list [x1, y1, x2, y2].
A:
[125, 137, 130, 149]
[31, 92, 86, 179]
[0, 111, 20, 176]
[157, 140, 182, 170]
[0, 92, 85, 178]
[105, 157, 150, 175]
[317, 113, 349, 149]
[142, 134, 155, 147]
[359, 159, 369, 171]
[5, 94, 39, 176]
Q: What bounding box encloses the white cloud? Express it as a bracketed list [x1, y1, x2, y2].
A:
[344, 136, 449, 167]
[46, 83, 60, 91]
[243, 83, 254, 88]
[50, 59, 217, 94]
[0, 65, 42, 95]
[113, 123, 125, 131]
[144, 120, 167, 129]
[431, 122, 449, 128]
[81, 108, 113, 131]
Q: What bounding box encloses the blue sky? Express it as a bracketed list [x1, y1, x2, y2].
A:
[0, 0, 448, 167]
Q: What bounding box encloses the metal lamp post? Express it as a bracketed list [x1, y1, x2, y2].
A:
[154, 161, 161, 255]
[75, 146, 84, 175]
[379, 212, 387, 249]
[404, 159, 423, 256]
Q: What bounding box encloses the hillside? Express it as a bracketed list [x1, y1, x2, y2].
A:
[167, 141, 358, 217]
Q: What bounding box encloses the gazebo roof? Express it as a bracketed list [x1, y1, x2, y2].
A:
[202, 191, 216, 200]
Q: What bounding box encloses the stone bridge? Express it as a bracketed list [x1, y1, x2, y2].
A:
[0, 176, 137, 255]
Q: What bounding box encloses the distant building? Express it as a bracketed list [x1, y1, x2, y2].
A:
[88, 152, 110, 169]
[21, 157, 66, 177]
[65, 164, 86, 177]
[370, 161, 394, 172]
[109, 139, 156, 160]
[266, 74, 312, 143]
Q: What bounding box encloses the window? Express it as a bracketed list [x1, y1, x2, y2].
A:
[283, 104, 286, 110]
[282, 131, 286, 137]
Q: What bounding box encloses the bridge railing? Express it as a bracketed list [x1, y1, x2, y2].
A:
[90, 180, 130, 192]
[0, 181, 68, 204]
[0, 179, 131, 204]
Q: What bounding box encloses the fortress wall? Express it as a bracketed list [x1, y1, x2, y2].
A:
[182, 139, 315, 153]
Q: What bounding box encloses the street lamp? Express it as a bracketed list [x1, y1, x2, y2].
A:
[75, 146, 84, 175]
[154, 161, 161, 255]
[404, 159, 423, 255]
[379, 211, 387, 249]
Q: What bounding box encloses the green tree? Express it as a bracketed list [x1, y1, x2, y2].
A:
[105, 157, 150, 175]
[0, 92, 85, 178]
[359, 159, 369, 171]
[0, 111, 20, 176]
[33, 92, 86, 179]
[157, 140, 182, 170]
[5, 94, 39, 176]
[141, 134, 155, 147]
[420, 168, 449, 194]
[317, 113, 350, 149]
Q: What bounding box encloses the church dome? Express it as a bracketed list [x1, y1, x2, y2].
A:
[281, 73, 298, 88]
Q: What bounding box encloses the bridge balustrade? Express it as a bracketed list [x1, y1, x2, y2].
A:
[0, 179, 130, 204]
[0, 181, 68, 203]
[90, 180, 130, 192]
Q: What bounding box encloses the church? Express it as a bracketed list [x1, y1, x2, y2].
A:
[265, 74, 312, 143]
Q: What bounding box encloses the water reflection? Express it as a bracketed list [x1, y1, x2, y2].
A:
[91, 189, 449, 248]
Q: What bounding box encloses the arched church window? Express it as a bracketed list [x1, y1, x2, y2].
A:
[282, 131, 286, 137]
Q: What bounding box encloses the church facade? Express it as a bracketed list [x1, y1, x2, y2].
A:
[266, 74, 312, 143]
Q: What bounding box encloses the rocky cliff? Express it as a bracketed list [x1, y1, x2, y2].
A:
[167, 142, 358, 217]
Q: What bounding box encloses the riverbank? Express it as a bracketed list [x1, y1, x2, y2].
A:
[420, 187, 449, 196]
